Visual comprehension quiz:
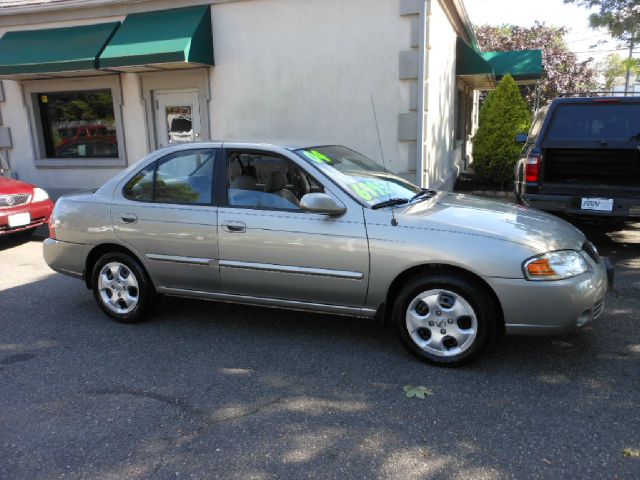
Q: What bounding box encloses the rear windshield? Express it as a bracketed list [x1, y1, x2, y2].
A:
[546, 103, 640, 142]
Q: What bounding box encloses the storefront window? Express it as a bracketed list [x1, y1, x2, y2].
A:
[37, 89, 118, 159]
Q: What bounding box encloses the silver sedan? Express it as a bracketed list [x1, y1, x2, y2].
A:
[43, 143, 611, 366]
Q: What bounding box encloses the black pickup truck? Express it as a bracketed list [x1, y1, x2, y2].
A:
[514, 97, 640, 220]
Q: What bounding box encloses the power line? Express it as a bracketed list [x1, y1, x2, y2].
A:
[571, 47, 634, 53]
[565, 34, 612, 44]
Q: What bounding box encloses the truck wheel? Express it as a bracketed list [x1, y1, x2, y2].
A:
[91, 252, 156, 323]
[392, 273, 497, 367]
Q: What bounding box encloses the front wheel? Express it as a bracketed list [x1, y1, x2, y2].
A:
[91, 252, 156, 323]
[393, 274, 497, 366]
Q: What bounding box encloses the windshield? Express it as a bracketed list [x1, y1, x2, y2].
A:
[295, 145, 421, 207]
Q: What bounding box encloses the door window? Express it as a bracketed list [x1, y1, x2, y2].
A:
[166, 106, 193, 144]
[154, 90, 201, 148]
[227, 152, 323, 210]
[124, 149, 216, 205]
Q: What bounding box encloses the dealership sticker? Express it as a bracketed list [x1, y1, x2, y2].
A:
[349, 180, 390, 202]
[303, 150, 333, 164]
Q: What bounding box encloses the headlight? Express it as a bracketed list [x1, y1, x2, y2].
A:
[523, 250, 588, 281]
[32, 187, 49, 203]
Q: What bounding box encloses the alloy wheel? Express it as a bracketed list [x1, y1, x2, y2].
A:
[405, 288, 478, 357]
[97, 262, 140, 315]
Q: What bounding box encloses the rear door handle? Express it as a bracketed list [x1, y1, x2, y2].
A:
[121, 214, 138, 224]
[222, 221, 246, 233]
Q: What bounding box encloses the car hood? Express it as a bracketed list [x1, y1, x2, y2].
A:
[0, 176, 34, 195]
[397, 192, 585, 252]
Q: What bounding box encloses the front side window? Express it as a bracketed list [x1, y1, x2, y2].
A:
[124, 149, 216, 205]
[295, 145, 420, 207]
[37, 90, 118, 159]
[227, 152, 323, 210]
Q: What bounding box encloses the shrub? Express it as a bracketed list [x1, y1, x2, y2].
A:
[472, 74, 531, 187]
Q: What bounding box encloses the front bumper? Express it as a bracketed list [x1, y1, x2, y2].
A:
[485, 254, 610, 335]
[0, 199, 54, 235]
[523, 193, 640, 218]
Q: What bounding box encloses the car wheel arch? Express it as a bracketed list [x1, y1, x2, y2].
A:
[384, 263, 505, 335]
[84, 243, 152, 290]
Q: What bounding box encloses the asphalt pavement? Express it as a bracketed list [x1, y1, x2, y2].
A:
[1, 223, 639, 479]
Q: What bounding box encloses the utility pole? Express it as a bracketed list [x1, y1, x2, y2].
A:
[623, 38, 635, 97]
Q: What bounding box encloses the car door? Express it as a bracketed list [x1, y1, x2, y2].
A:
[111, 147, 221, 292]
[217, 146, 369, 308]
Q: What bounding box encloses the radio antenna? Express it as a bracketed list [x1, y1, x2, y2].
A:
[370, 94, 398, 226]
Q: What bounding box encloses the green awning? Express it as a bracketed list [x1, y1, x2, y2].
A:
[481, 50, 543, 84]
[0, 22, 120, 79]
[456, 37, 543, 89]
[456, 38, 495, 89]
[99, 5, 214, 71]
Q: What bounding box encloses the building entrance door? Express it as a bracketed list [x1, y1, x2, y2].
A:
[154, 89, 201, 148]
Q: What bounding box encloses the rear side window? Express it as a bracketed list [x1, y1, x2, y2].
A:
[124, 149, 216, 205]
[545, 103, 640, 142]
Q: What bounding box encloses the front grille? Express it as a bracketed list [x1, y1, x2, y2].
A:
[0, 193, 31, 208]
[582, 241, 600, 264]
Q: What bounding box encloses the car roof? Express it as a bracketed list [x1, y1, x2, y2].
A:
[550, 96, 640, 105]
[155, 140, 331, 153]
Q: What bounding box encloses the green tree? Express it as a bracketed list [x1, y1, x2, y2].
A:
[472, 75, 531, 187]
[564, 0, 640, 40]
[598, 53, 640, 90]
[599, 53, 627, 90]
[564, 0, 640, 93]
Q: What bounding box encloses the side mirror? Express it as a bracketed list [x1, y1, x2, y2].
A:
[515, 133, 528, 144]
[300, 193, 346, 216]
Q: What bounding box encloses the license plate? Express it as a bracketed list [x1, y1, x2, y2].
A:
[581, 198, 613, 212]
[8, 212, 30, 228]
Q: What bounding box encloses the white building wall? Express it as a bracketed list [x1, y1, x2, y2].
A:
[0, 0, 473, 194]
[208, 0, 413, 177]
[120, 73, 150, 163]
[423, 0, 459, 190]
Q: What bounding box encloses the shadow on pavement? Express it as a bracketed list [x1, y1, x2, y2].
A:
[1, 261, 639, 479]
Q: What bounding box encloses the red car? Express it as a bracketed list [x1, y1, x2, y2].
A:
[0, 176, 54, 236]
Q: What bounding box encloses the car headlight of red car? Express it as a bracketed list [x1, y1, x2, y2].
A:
[32, 187, 50, 203]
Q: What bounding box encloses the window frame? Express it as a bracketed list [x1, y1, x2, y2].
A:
[21, 76, 127, 168]
[123, 148, 219, 207]
[220, 148, 327, 213]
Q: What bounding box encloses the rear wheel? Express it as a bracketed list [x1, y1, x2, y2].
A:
[393, 273, 496, 366]
[91, 252, 156, 323]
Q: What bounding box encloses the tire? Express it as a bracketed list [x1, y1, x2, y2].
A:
[392, 273, 497, 367]
[91, 252, 156, 323]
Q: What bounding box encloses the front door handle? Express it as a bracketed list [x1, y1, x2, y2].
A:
[222, 221, 246, 233]
[121, 214, 138, 224]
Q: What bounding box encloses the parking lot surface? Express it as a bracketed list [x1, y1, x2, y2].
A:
[1, 223, 639, 479]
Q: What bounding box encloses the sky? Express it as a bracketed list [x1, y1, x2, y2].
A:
[465, 0, 630, 66]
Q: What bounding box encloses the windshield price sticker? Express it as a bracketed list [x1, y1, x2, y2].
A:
[303, 150, 334, 164]
[349, 180, 390, 202]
